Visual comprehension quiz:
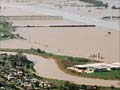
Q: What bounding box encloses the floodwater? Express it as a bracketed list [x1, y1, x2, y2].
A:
[0, 52, 120, 87]
[1, 26, 119, 63]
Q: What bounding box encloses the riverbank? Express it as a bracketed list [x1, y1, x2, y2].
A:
[0, 48, 120, 80]
[0, 50, 120, 88]
[0, 52, 120, 89]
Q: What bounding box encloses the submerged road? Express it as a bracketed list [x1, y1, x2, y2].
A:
[0, 52, 120, 87]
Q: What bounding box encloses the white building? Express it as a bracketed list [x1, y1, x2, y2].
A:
[67, 62, 120, 73]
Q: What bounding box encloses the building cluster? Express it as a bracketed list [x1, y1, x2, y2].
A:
[0, 53, 54, 90]
[67, 62, 120, 73]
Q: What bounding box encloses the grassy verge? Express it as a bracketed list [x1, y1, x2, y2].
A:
[0, 48, 119, 80]
[81, 70, 120, 80]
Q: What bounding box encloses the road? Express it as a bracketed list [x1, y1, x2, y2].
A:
[0, 51, 120, 87]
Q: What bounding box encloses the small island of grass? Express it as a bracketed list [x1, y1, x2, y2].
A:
[0, 18, 16, 40]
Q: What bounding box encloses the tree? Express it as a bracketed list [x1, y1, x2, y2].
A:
[81, 84, 87, 90]
[105, 3, 108, 8]
[63, 81, 79, 90]
[37, 48, 42, 53]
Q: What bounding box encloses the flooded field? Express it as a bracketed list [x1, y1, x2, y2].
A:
[0, 0, 120, 88]
[1, 26, 119, 63]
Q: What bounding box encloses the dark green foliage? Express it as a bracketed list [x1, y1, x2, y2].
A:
[0, 19, 15, 40]
[112, 5, 120, 9]
[80, 0, 108, 7]
[81, 70, 120, 80]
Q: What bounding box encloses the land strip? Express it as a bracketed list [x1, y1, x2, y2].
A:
[0, 48, 120, 88]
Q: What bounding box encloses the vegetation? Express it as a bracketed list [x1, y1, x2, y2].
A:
[112, 6, 120, 9]
[0, 53, 58, 90]
[46, 79, 120, 90]
[0, 53, 119, 90]
[1, 48, 120, 80]
[80, 0, 108, 7]
[0, 18, 16, 40]
[81, 70, 120, 80]
[0, 48, 97, 67]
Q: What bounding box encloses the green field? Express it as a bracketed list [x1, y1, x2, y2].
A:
[81, 70, 120, 80]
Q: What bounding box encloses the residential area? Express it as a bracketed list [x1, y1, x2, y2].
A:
[0, 53, 55, 90]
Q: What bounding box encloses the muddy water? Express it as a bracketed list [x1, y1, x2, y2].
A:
[0, 52, 120, 87]
[1, 26, 119, 63]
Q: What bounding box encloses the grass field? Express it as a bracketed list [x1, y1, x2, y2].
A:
[80, 70, 120, 80]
